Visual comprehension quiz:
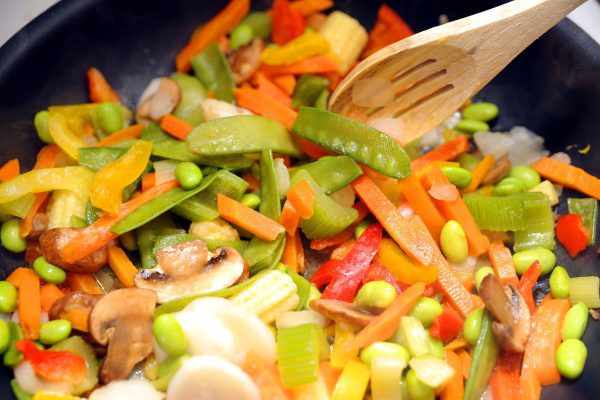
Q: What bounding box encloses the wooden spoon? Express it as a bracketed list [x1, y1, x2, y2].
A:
[329, 0, 584, 144]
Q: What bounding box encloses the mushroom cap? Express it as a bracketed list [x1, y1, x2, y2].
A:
[39, 228, 108, 273]
[88, 288, 156, 383]
[310, 298, 380, 327]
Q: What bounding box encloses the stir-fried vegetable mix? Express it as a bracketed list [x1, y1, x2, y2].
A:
[0, 1, 598, 399]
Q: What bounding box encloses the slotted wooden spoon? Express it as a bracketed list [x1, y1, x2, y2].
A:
[329, 0, 585, 144]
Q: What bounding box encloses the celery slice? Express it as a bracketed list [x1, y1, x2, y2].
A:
[399, 316, 431, 357]
[463, 193, 526, 231]
[277, 323, 321, 388]
[569, 276, 600, 308]
[409, 355, 455, 389]
[259, 149, 281, 221]
[568, 198, 597, 245]
[513, 192, 555, 252]
[289, 156, 362, 195]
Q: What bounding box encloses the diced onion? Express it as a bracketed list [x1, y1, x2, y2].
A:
[474, 126, 549, 166]
[352, 78, 394, 108]
[274, 158, 290, 200]
[550, 151, 571, 165]
[153, 160, 178, 185]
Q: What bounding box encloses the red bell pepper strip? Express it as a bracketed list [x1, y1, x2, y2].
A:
[16, 340, 86, 384]
[271, 0, 306, 45]
[361, 263, 402, 293]
[429, 308, 464, 341]
[556, 213, 590, 257]
[321, 223, 383, 301]
[517, 261, 542, 314]
[310, 258, 342, 288]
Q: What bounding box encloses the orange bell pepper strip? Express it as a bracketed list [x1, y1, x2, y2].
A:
[401, 175, 446, 241]
[330, 239, 355, 260]
[95, 124, 144, 147]
[290, 0, 333, 16]
[441, 350, 464, 400]
[141, 172, 156, 192]
[310, 227, 353, 250]
[7, 268, 41, 339]
[175, 0, 250, 72]
[234, 86, 298, 130]
[532, 156, 600, 200]
[218, 194, 285, 241]
[260, 55, 338, 76]
[107, 245, 137, 288]
[462, 154, 496, 193]
[520, 364, 541, 400]
[287, 179, 315, 219]
[373, 238, 438, 284]
[488, 241, 519, 286]
[160, 114, 194, 140]
[40, 284, 65, 313]
[87, 67, 121, 103]
[490, 352, 523, 400]
[411, 135, 469, 171]
[279, 200, 300, 236]
[0, 159, 20, 182]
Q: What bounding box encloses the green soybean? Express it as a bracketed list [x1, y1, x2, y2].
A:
[0, 320, 10, 354]
[555, 338, 587, 379]
[354, 220, 371, 240]
[34, 110, 53, 143]
[513, 247, 556, 275]
[441, 166, 472, 189]
[550, 266, 570, 299]
[462, 102, 499, 122]
[455, 119, 490, 134]
[33, 257, 66, 284]
[97, 102, 123, 134]
[0, 281, 17, 313]
[508, 166, 541, 190]
[175, 162, 203, 190]
[458, 153, 481, 171]
[355, 280, 396, 309]
[406, 369, 435, 400]
[153, 314, 188, 356]
[428, 333, 445, 359]
[494, 177, 524, 196]
[360, 342, 410, 366]
[440, 220, 468, 264]
[408, 297, 443, 328]
[230, 24, 254, 50]
[39, 320, 72, 345]
[562, 302, 588, 340]
[474, 266, 495, 290]
[1, 219, 26, 253]
[240, 193, 261, 209]
[463, 308, 484, 344]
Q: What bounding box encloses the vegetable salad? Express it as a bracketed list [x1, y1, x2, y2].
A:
[0, 0, 598, 399]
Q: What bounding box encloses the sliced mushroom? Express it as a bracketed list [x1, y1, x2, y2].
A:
[39, 228, 108, 273]
[89, 288, 156, 383]
[310, 299, 381, 327]
[134, 240, 245, 303]
[479, 274, 531, 352]
[49, 292, 102, 332]
[482, 154, 511, 185]
[136, 77, 181, 123]
[228, 38, 265, 84]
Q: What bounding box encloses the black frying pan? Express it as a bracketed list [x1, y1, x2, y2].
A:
[0, 0, 599, 398]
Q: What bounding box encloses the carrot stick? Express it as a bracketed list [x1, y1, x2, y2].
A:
[160, 114, 194, 140]
[421, 167, 490, 257]
[298, 138, 335, 159]
[287, 179, 315, 219]
[254, 72, 292, 107]
[488, 241, 519, 286]
[86, 67, 120, 103]
[490, 352, 522, 400]
[0, 159, 20, 182]
[61, 181, 179, 263]
[401, 175, 446, 241]
[290, 0, 333, 15]
[459, 350, 472, 380]
[218, 194, 285, 241]
[66, 273, 103, 295]
[441, 350, 464, 400]
[242, 351, 290, 399]
[352, 174, 475, 317]
[107, 246, 137, 288]
[344, 282, 424, 351]
[260, 55, 338, 76]
[272, 74, 296, 96]
[462, 154, 496, 193]
[96, 124, 144, 147]
[310, 227, 353, 250]
[532, 156, 600, 200]
[281, 234, 299, 273]
[141, 172, 156, 192]
[234, 86, 298, 129]
[40, 284, 65, 313]
[7, 268, 41, 339]
[279, 200, 300, 236]
[295, 233, 305, 274]
[410, 135, 469, 171]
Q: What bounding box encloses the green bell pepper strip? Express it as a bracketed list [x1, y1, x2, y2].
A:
[186, 115, 302, 157]
[292, 75, 330, 108]
[289, 156, 362, 195]
[111, 173, 217, 234]
[136, 214, 176, 269]
[191, 42, 235, 103]
[464, 311, 500, 400]
[0, 194, 35, 220]
[0, 167, 95, 204]
[513, 192, 555, 252]
[51, 336, 100, 395]
[292, 107, 411, 179]
[568, 197, 597, 245]
[78, 147, 127, 171]
[155, 264, 277, 316]
[10, 380, 31, 400]
[259, 149, 281, 220]
[291, 169, 358, 239]
[239, 12, 272, 39]
[171, 72, 206, 126]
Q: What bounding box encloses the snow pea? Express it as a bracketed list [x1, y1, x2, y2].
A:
[289, 156, 362, 194]
[292, 75, 330, 108]
[191, 42, 235, 103]
[136, 214, 176, 269]
[292, 107, 411, 179]
[187, 115, 302, 157]
[243, 233, 286, 274]
[204, 238, 248, 254]
[172, 196, 219, 221]
[78, 147, 127, 171]
[153, 233, 195, 254]
[464, 311, 499, 400]
[171, 72, 206, 126]
[259, 149, 281, 220]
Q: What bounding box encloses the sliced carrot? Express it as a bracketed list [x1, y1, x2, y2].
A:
[242, 351, 291, 399]
[281, 233, 299, 273]
[95, 124, 144, 147]
[272, 74, 296, 96]
[441, 350, 464, 400]
[490, 352, 522, 400]
[7, 268, 41, 339]
[86, 67, 120, 103]
[175, 0, 250, 72]
[458, 350, 472, 380]
[410, 136, 469, 171]
[295, 233, 305, 274]
[260, 55, 338, 76]
[287, 179, 315, 219]
[107, 245, 137, 288]
[0, 158, 19, 182]
[279, 200, 300, 236]
[344, 282, 424, 351]
[234, 86, 298, 129]
[298, 138, 335, 159]
[218, 194, 285, 241]
[66, 273, 103, 295]
[330, 239, 355, 260]
[462, 154, 496, 193]
[488, 240, 519, 286]
[532, 156, 600, 200]
[40, 284, 65, 313]
[160, 114, 194, 140]
[141, 172, 156, 192]
[401, 175, 446, 241]
[290, 0, 333, 15]
[310, 227, 353, 250]
[254, 72, 292, 107]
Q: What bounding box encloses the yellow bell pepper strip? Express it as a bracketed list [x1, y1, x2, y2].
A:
[331, 360, 370, 400]
[374, 238, 438, 285]
[0, 167, 94, 204]
[261, 31, 330, 65]
[330, 322, 359, 369]
[47, 112, 87, 160]
[48, 104, 99, 137]
[90, 140, 152, 214]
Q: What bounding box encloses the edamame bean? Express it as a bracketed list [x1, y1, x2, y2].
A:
[355, 280, 396, 309]
[555, 338, 587, 379]
[0, 281, 17, 313]
[462, 102, 499, 122]
[354, 220, 371, 240]
[562, 302, 588, 340]
[0, 320, 10, 354]
[427, 333, 444, 359]
[458, 153, 481, 171]
[33, 257, 66, 284]
[441, 166, 472, 189]
[494, 177, 524, 196]
[153, 313, 188, 356]
[34, 111, 53, 143]
[513, 247, 556, 275]
[97, 102, 123, 134]
[440, 220, 468, 264]
[550, 266, 570, 299]
[454, 119, 490, 134]
[240, 193, 261, 209]
[474, 266, 495, 290]
[1, 219, 26, 253]
[508, 166, 541, 190]
[463, 308, 484, 344]
[406, 369, 435, 400]
[408, 297, 443, 328]
[360, 342, 410, 366]
[175, 162, 203, 190]
[230, 24, 254, 50]
[39, 320, 72, 345]
[119, 231, 138, 251]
